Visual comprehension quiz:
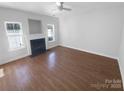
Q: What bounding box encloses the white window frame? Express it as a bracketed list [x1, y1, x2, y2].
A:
[4, 21, 25, 51]
[47, 24, 55, 42]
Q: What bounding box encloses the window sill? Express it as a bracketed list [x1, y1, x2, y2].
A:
[48, 40, 55, 43]
[9, 46, 25, 52]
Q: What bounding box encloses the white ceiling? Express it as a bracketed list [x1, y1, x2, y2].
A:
[0, 2, 124, 17]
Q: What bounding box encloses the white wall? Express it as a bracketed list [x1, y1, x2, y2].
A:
[0, 7, 59, 65]
[59, 7, 124, 59]
[119, 26, 124, 88]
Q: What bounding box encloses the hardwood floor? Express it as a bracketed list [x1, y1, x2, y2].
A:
[0, 46, 123, 91]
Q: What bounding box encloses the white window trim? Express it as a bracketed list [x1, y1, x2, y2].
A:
[4, 21, 25, 51]
[47, 24, 55, 42]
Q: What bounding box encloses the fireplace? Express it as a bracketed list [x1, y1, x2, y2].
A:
[30, 38, 46, 57]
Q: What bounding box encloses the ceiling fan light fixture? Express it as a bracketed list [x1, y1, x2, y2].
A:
[56, 2, 61, 6]
[56, 2, 72, 12]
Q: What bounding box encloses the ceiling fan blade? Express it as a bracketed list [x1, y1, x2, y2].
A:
[62, 8, 72, 11]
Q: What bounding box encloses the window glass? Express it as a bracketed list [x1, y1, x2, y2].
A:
[5, 22, 24, 51]
[47, 24, 55, 42]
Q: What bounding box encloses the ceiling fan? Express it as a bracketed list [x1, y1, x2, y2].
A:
[56, 2, 72, 11]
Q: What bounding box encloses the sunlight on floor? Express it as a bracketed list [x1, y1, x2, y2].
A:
[48, 52, 56, 69]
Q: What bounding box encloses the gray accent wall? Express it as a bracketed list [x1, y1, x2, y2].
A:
[28, 19, 42, 34]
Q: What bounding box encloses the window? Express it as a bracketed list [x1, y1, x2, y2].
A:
[5, 22, 25, 51]
[47, 24, 55, 42]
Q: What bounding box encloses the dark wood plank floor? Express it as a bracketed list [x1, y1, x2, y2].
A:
[0, 46, 123, 91]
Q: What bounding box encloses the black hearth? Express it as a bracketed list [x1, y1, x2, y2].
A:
[30, 38, 46, 57]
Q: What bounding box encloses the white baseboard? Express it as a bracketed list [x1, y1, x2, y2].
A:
[118, 59, 124, 90]
[47, 44, 59, 50]
[0, 44, 59, 65]
[0, 53, 30, 65]
[59, 44, 118, 60]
